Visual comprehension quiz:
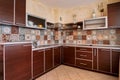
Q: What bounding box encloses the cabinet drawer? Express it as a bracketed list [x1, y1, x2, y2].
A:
[76, 59, 92, 69]
[76, 47, 92, 51]
[76, 52, 92, 60]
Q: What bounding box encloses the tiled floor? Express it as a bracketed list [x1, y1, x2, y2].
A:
[36, 65, 118, 80]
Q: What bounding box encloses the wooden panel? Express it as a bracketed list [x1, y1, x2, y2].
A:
[76, 51, 92, 60]
[112, 49, 120, 75]
[93, 48, 97, 70]
[45, 48, 53, 71]
[76, 47, 92, 51]
[108, 2, 120, 27]
[15, 0, 26, 26]
[0, 45, 3, 80]
[63, 46, 75, 66]
[0, 0, 14, 24]
[98, 49, 110, 72]
[76, 59, 92, 69]
[54, 47, 61, 67]
[33, 50, 44, 78]
[5, 44, 32, 80]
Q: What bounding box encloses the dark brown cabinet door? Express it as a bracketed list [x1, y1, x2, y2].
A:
[54, 47, 61, 67]
[93, 48, 97, 70]
[45, 48, 53, 71]
[98, 49, 110, 73]
[0, 0, 14, 24]
[112, 49, 120, 75]
[15, 0, 26, 26]
[5, 43, 32, 80]
[108, 2, 120, 27]
[33, 49, 44, 78]
[63, 46, 75, 66]
[0, 45, 3, 80]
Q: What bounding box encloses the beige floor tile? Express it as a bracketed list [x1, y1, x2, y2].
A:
[36, 65, 118, 80]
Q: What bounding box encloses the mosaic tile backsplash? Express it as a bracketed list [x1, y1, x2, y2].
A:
[0, 24, 120, 46]
[62, 29, 120, 45]
[0, 25, 61, 45]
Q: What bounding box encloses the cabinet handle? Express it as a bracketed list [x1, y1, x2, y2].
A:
[94, 49, 96, 56]
[38, 50, 44, 52]
[112, 50, 120, 52]
[7, 44, 15, 47]
[77, 50, 91, 53]
[46, 49, 51, 51]
[80, 54, 87, 57]
[79, 49, 87, 51]
[15, 23, 25, 26]
[2, 20, 12, 24]
[100, 49, 110, 51]
[80, 63, 87, 66]
[23, 44, 31, 47]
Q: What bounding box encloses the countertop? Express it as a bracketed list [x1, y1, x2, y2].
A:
[0, 42, 32, 45]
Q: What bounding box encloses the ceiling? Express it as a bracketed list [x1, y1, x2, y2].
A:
[39, 0, 100, 8]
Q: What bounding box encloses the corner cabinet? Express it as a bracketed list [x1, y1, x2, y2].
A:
[63, 46, 75, 66]
[83, 17, 108, 30]
[108, 2, 120, 28]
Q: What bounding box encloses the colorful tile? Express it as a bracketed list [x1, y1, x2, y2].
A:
[35, 30, 40, 35]
[31, 30, 36, 34]
[25, 29, 31, 34]
[109, 35, 117, 40]
[36, 35, 40, 40]
[19, 34, 25, 41]
[25, 34, 31, 41]
[2, 25, 11, 34]
[19, 27, 25, 34]
[10, 34, 19, 42]
[31, 35, 36, 41]
[110, 29, 116, 34]
[0, 26, 2, 34]
[2, 34, 10, 42]
[11, 26, 19, 34]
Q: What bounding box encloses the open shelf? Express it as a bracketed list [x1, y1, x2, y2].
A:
[26, 13, 47, 29]
[83, 16, 108, 30]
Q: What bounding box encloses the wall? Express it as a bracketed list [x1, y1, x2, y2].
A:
[26, 0, 56, 23]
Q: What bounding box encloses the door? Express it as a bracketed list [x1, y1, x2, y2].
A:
[0, 45, 3, 80]
[63, 46, 75, 66]
[45, 48, 53, 71]
[112, 49, 119, 75]
[0, 0, 14, 24]
[15, 0, 26, 26]
[54, 47, 61, 67]
[33, 49, 44, 78]
[108, 2, 120, 27]
[98, 48, 110, 72]
[5, 43, 32, 80]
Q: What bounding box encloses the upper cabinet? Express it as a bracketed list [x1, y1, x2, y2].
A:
[0, 0, 26, 26]
[15, 0, 26, 26]
[83, 16, 108, 30]
[108, 2, 120, 28]
[0, 0, 14, 25]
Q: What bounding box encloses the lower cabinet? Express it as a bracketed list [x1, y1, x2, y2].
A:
[33, 49, 44, 78]
[0, 46, 3, 80]
[54, 47, 61, 67]
[63, 46, 75, 66]
[98, 49, 110, 73]
[76, 59, 92, 69]
[45, 48, 53, 71]
[112, 49, 120, 75]
[5, 43, 32, 80]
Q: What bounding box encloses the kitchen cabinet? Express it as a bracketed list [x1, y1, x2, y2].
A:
[0, 0, 26, 26]
[33, 49, 44, 78]
[0, 45, 3, 80]
[112, 49, 120, 75]
[76, 47, 92, 69]
[45, 48, 53, 71]
[15, 0, 26, 26]
[108, 2, 120, 28]
[93, 48, 97, 70]
[63, 46, 75, 66]
[0, 0, 14, 24]
[98, 49, 110, 73]
[54, 47, 61, 67]
[5, 43, 32, 80]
